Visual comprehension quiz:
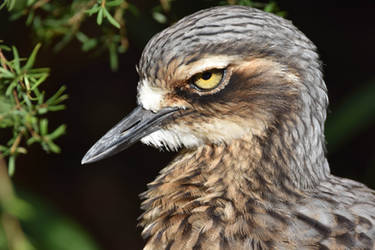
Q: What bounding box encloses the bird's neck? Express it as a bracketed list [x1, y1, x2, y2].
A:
[140, 126, 330, 236]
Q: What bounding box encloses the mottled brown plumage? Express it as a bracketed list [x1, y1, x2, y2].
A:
[82, 6, 375, 249]
[140, 143, 375, 249]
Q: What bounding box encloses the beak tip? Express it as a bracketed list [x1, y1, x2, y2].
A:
[81, 158, 88, 165]
[81, 143, 112, 165]
[81, 149, 98, 165]
[81, 153, 91, 165]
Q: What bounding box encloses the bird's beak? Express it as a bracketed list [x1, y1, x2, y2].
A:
[81, 106, 179, 165]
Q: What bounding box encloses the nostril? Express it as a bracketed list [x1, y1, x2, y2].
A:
[121, 120, 141, 134]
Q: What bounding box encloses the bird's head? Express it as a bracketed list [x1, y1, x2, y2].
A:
[82, 6, 328, 164]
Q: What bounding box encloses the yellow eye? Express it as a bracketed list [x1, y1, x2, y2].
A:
[192, 69, 224, 90]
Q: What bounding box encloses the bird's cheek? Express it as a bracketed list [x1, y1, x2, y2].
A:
[160, 94, 192, 111]
[174, 118, 252, 144]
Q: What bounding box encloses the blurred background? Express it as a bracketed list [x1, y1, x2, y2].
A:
[1, 0, 374, 249]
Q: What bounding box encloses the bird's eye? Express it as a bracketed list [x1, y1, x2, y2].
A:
[191, 69, 225, 91]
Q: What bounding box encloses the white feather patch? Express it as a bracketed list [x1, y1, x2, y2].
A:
[140, 118, 258, 151]
[141, 127, 202, 151]
[178, 55, 236, 79]
[137, 79, 167, 112]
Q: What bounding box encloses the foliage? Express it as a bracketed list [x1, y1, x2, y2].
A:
[0, 155, 35, 250]
[0, 43, 67, 176]
[2, 0, 133, 71]
[0, 42, 68, 250]
[1, 0, 284, 72]
[0, 173, 99, 250]
[18, 191, 99, 250]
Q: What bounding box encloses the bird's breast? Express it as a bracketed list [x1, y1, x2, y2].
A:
[139, 142, 375, 250]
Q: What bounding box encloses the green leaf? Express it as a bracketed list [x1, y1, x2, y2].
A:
[48, 104, 66, 111]
[85, 4, 100, 16]
[45, 85, 67, 105]
[10, 10, 26, 21]
[38, 107, 48, 114]
[24, 43, 42, 71]
[28, 67, 49, 74]
[26, 9, 35, 26]
[108, 42, 118, 71]
[0, 45, 11, 51]
[26, 137, 39, 145]
[0, 95, 13, 113]
[35, 89, 44, 105]
[76, 32, 89, 43]
[237, 0, 253, 6]
[81, 39, 98, 52]
[0, 146, 10, 156]
[5, 78, 18, 96]
[22, 93, 33, 108]
[24, 75, 31, 91]
[48, 124, 66, 140]
[9, 0, 16, 10]
[103, 8, 120, 28]
[47, 140, 61, 153]
[264, 2, 276, 12]
[0, 0, 6, 9]
[30, 73, 48, 91]
[0, 67, 15, 78]
[16, 147, 27, 154]
[152, 12, 167, 24]
[8, 155, 15, 176]
[77, 33, 98, 51]
[4, 0, 16, 11]
[106, 0, 124, 7]
[40, 119, 48, 136]
[12, 46, 21, 73]
[27, 0, 37, 6]
[97, 7, 104, 25]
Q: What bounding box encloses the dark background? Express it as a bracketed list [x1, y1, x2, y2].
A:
[2, 1, 375, 249]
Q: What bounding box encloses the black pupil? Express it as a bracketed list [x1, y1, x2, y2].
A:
[201, 72, 212, 80]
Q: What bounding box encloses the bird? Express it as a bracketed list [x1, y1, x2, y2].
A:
[82, 5, 375, 250]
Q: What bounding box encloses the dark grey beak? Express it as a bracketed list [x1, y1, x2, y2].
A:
[81, 106, 179, 165]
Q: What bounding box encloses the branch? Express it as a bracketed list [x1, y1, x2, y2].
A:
[0, 155, 34, 250]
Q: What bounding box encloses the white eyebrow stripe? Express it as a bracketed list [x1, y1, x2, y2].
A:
[137, 79, 167, 112]
[182, 55, 237, 78]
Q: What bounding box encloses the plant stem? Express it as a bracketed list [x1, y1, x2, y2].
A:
[10, 134, 22, 155]
[0, 155, 33, 250]
[12, 90, 21, 110]
[0, 49, 8, 70]
[32, 0, 50, 10]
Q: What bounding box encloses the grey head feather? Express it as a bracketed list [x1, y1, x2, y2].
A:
[137, 6, 329, 188]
